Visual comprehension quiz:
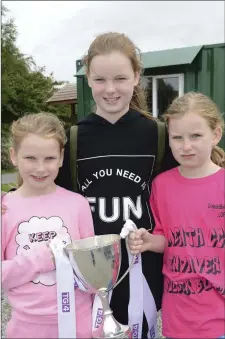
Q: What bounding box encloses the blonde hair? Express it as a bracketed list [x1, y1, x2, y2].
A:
[164, 92, 225, 168]
[83, 32, 153, 120]
[10, 112, 67, 187]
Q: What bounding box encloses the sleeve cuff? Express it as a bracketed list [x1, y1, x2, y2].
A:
[29, 243, 55, 273]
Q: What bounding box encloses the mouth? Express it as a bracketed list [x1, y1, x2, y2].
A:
[103, 97, 120, 103]
[31, 175, 48, 182]
[181, 154, 195, 159]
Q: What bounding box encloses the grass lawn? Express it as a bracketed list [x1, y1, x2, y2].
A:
[1, 169, 17, 175]
[1, 183, 17, 192]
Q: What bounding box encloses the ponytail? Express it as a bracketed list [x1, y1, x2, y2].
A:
[211, 145, 225, 168]
[130, 84, 155, 120]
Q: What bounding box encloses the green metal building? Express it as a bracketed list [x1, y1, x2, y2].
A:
[75, 43, 225, 147]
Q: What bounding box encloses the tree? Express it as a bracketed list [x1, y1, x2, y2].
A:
[1, 5, 72, 169]
[1, 5, 70, 124]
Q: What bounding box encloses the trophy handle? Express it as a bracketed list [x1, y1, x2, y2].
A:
[108, 254, 138, 292]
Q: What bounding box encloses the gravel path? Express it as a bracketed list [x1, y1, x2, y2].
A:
[1, 293, 11, 338]
[1, 293, 163, 338]
[1, 172, 17, 184]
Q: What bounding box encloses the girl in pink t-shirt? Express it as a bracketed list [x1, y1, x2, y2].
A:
[2, 113, 94, 338]
[128, 92, 225, 339]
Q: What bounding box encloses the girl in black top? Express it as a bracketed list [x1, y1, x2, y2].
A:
[56, 32, 177, 337]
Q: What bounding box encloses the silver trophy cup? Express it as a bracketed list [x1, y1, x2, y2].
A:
[64, 234, 135, 338]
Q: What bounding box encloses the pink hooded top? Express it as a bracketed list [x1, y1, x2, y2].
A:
[151, 167, 225, 339]
[2, 186, 94, 338]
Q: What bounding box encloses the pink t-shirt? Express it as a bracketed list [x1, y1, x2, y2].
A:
[2, 186, 94, 338]
[150, 167, 225, 339]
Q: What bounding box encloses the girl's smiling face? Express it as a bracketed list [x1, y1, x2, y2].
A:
[10, 133, 64, 195]
[87, 51, 139, 121]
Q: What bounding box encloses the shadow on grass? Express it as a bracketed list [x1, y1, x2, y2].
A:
[1, 183, 17, 192]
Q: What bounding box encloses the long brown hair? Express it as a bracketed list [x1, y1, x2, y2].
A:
[83, 32, 153, 120]
[10, 112, 67, 187]
[164, 92, 225, 168]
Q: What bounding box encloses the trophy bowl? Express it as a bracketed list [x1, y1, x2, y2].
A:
[64, 234, 133, 338]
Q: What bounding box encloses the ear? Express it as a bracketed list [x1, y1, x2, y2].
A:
[212, 125, 222, 146]
[134, 71, 140, 87]
[59, 149, 64, 167]
[87, 74, 92, 88]
[10, 147, 18, 167]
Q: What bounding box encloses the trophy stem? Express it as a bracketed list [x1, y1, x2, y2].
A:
[98, 289, 113, 316]
[97, 288, 131, 338]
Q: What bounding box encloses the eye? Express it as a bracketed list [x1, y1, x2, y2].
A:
[116, 77, 126, 81]
[191, 134, 202, 138]
[25, 156, 35, 160]
[45, 157, 56, 160]
[172, 136, 182, 140]
[94, 78, 104, 82]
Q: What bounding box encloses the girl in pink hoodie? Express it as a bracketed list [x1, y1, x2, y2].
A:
[2, 113, 94, 338]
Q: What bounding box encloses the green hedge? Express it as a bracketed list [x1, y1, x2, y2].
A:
[1, 126, 14, 170]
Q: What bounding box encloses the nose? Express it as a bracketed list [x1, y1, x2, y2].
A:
[105, 81, 116, 94]
[182, 138, 192, 152]
[36, 161, 45, 173]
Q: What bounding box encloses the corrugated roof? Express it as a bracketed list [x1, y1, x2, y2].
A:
[47, 83, 77, 104]
[75, 45, 203, 76]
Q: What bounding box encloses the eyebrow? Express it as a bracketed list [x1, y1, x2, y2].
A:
[170, 130, 203, 135]
[91, 73, 127, 78]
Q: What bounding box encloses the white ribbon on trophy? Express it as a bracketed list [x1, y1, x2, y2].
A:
[123, 220, 158, 339]
[49, 238, 77, 338]
[51, 219, 158, 339]
[92, 219, 158, 339]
